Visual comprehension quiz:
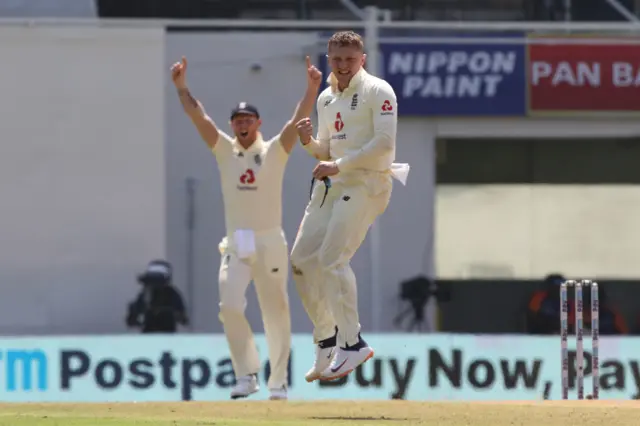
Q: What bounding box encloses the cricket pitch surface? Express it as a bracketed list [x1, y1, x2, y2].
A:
[0, 400, 638, 426]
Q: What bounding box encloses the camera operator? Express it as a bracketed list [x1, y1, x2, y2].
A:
[126, 259, 189, 333]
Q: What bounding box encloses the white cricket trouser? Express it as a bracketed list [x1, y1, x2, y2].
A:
[217, 227, 291, 389]
[290, 175, 392, 347]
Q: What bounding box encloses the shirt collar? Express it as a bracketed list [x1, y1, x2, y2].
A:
[328, 67, 367, 94]
[233, 133, 264, 154]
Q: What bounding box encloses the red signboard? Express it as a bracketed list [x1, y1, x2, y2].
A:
[529, 41, 640, 113]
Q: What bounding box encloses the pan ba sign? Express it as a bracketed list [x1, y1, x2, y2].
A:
[529, 40, 640, 114]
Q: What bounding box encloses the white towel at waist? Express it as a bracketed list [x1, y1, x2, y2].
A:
[390, 162, 410, 186]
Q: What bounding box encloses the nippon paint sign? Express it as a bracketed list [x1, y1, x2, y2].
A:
[380, 39, 526, 116]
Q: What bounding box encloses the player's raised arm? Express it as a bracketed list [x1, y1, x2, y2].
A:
[279, 56, 323, 154]
[171, 56, 220, 149]
[334, 81, 397, 172]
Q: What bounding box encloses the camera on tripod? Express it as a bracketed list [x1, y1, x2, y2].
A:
[394, 275, 451, 331]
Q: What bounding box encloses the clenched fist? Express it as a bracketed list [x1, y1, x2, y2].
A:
[306, 56, 322, 89]
[296, 118, 314, 145]
[170, 56, 188, 89]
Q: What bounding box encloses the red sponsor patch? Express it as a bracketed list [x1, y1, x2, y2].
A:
[334, 112, 344, 132]
[239, 169, 255, 184]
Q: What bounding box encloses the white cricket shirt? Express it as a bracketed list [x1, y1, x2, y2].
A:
[212, 132, 288, 234]
[314, 68, 398, 177]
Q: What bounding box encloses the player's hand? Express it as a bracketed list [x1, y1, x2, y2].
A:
[313, 161, 340, 179]
[296, 118, 313, 145]
[306, 56, 322, 89]
[171, 56, 188, 89]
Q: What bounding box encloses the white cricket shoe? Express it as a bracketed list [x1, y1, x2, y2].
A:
[230, 374, 259, 399]
[305, 345, 337, 382]
[320, 338, 374, 381]
[269, 385, 288, 400]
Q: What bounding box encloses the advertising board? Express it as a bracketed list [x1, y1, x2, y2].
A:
[0, 334, 636, 401]
[317, 33, 640, 117]
[529, 38, 640, 115]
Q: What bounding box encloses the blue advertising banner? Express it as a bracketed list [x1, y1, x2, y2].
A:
[0, 333, 637, 402]
[380, 39, 526, 116]
[317, 34, 527, 117]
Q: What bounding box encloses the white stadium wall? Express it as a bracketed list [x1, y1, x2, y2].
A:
[437, 185, 640, 279]
[0, 26, 165, 334]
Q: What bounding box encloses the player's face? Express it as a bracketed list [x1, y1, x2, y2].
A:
[231, 114, 261, 143]
[327, 45, 366, 89]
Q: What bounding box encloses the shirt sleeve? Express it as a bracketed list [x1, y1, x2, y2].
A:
[334, 81, 397, 171]
[301, 96, 331, 161]
[267, 134, 290, 164]
[211, 130, 235, 163]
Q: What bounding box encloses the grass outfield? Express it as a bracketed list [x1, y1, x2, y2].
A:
[0, 401, 638, 426]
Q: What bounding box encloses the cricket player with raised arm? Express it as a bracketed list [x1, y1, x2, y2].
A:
[170, 55, 323, 400]
[290, 31, 410, 382]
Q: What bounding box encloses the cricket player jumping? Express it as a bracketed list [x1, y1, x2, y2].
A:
[290, 31, 409, 382]
[171, 55, 323, 400]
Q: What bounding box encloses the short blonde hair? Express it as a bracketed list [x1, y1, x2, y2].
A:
[327, 31, 364, 52]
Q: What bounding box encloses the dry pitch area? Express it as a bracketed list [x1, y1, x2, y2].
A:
[0, 400, 638, 426]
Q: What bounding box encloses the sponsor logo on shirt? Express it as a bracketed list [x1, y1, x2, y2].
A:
[237, 168, 258, 190]
[334, 112, 344, 132]
[381, 100, 394, 116]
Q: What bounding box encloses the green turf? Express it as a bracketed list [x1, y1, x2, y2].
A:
[0, 401, 638, 426]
